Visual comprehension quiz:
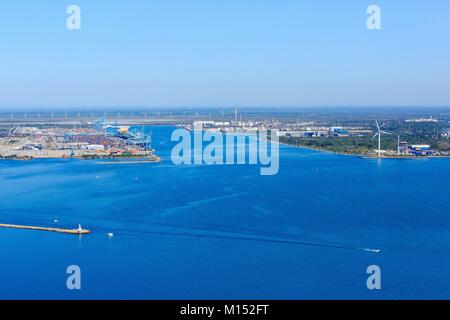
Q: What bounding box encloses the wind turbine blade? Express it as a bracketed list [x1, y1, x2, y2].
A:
[371, 133, 379, 140]
[380, 131, 391, 135]
[375, 120, 380, 131]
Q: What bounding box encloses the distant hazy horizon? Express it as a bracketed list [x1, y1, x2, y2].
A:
[1, 106, 450, 114]
[1, 105, 450, 111]
[1, 1, 450, 108]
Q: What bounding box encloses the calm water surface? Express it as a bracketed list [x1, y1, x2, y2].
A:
[0, 126, 449, 299]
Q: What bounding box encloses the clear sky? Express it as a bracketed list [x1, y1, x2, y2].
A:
[1, 0, 450, 108]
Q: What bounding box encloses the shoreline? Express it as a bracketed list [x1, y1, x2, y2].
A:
[279, 141, 450, 159]
[95, 156, 161, 164]
[0, 155, 161, 162]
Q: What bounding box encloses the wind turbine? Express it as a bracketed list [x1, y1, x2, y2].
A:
[371, 120, 391, 157]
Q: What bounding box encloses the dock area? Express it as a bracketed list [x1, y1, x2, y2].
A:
[95, 156, 161, 164]
[0, 120, 156, 161]
[0, 223, 91, 235]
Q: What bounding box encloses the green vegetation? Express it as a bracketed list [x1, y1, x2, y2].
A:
[280, 120, 450, 155]
[280, 136, 375, 154]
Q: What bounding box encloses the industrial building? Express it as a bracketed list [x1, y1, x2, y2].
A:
[409, 145, 432, 156]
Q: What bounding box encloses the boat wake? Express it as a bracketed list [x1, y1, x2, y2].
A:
[103, 224, 381, 254]
[362, 248, 381, 253]
[3, 214, 381, 254]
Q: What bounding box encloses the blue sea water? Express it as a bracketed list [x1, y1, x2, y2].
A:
[0, 125, 449, 299]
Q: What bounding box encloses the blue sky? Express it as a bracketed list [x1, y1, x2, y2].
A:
[0, 0, 450, 108]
